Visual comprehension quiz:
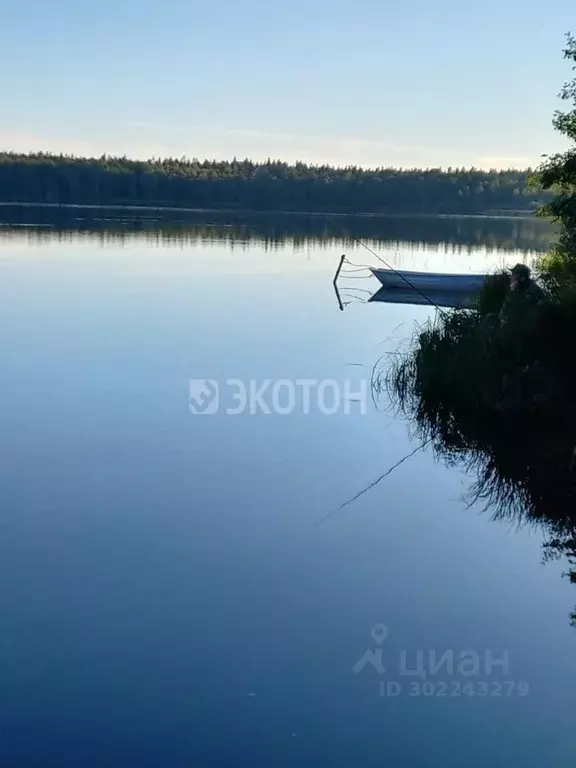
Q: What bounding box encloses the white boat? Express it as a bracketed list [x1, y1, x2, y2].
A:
[370, 268, 486, 292]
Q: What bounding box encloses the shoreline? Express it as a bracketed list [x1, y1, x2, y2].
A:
[0, 201, 541, 221]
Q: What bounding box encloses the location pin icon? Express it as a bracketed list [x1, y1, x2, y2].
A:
[371, 623, 389, 645]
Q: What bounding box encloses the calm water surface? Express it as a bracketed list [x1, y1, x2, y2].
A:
[1, 212, 575, 767]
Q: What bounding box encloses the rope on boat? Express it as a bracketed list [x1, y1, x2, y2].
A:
[324, 218, 447, 514]
[327, 216, 448, 316]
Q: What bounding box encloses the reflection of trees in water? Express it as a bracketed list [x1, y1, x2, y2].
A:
[0, 205, 555, 253]
[465, 417, 576, 623]
[449, 413, 576, 624]
[386, 292, 576, 626]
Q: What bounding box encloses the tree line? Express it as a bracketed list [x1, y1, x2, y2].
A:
[0, 152, 552, 214]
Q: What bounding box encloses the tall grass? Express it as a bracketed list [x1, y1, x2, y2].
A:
[384, 270, 576, 623]
[385, 270, 576, 523]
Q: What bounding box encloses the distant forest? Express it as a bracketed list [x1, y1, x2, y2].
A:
[0, 152, 552, 214]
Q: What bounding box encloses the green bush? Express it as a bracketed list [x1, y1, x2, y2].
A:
[385, 33, 576, 626]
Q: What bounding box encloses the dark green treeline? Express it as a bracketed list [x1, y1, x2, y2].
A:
[0, 153, 551, 214]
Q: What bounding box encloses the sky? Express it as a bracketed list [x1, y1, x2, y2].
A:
[0, 0, 573, 169]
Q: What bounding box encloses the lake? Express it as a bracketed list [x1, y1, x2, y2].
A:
[1, 208, 575, 767]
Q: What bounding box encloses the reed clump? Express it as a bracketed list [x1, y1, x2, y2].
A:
[387, 267, 576, 464]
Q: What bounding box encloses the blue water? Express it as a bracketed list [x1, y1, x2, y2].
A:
[0, 217, 575, 766]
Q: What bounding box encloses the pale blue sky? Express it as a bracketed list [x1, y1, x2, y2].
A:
[0, 0, 572, 168]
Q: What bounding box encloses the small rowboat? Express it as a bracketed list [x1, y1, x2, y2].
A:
[370, 268, 486, 293]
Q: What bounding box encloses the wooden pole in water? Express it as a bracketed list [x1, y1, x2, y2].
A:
[333, 254, 346, 311]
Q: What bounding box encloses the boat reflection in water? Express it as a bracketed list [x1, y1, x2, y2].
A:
[368, 284, 478, 309]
